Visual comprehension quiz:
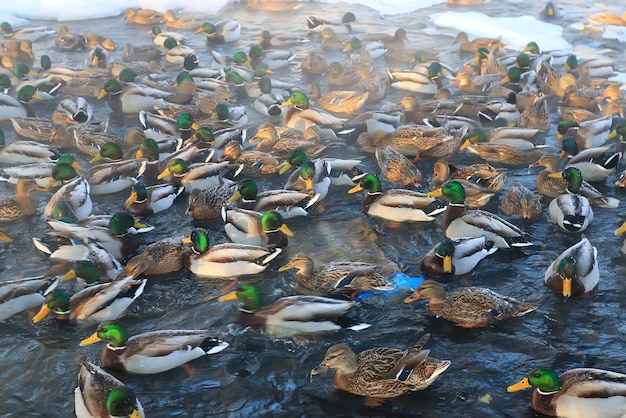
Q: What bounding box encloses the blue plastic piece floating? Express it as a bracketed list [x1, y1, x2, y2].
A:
[355, 272, 424, 302]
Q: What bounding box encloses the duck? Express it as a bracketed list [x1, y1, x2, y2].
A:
[123, 8, 164, 25]
[248, 122, 326, 159]
[259, 30, 308, 49]
[280, 91, 347, 131]
[218, 283, 371, 338]
[499, 183, 543, 220]
[247, 44, 295, 71]
[453, 32, 503, 53]
[429, 160, 505, 193]
[45, 212, 153, 262]
[221, 207, 293, 249]
[229, 179, 318, 219]
[507, 367, 626, 418]
[195, 20, 241, 43]
[0, 21, 55, 42]
[162, 37, 195, 65]
[98, 79, 169, 115]
[123, 181, 183, 217]
[0, 156, 79, 187]
[162, 10, 207, 30]
[420, 236, 497, 276]
[547, 167, 594, 233]
[281, 159, 332, 201]
[0, 91, 27, 120]
[310, 333, 450, 406]
[157, 159, 236, 191]
[150, 25, 187, 47]
[57, 96, 93, 124]
[79, 319, 228, 375]
[82, 159, 146, 196]
[0, 276, 58, 321]
[0, 178, 38, 222]
[300, 51, 328, 75]
[74, 358, 145, 418]
[342, 36, 386, 60]
[588, 11, 626, 26]
[124, 237, 186, 279]
[315, 89, 369, 119]
[218, 141, 281, 178]
[184, 182, 238, 221]
[556, 115, 612, 149]
[32, 276, 146, 324]
[388, 63, 447, 95]
[0, 138, 60, 164]
[307, 12, 360, 35]
[404, 280, 536, 327]
[560, 137, 621, 182]
[278, 252, 394, 296]
[375, 145, 423, 188]
[348, 173, 446, 223]
[42, 240, 123, 282]
[42, 176, 92, 220]
[85, 45, 111, 68]
[544, 236, 599, 298]
[59, 259, 115, 287]
[460, 127, 540, 152]
[252, 77, 285, 118]
[530, 153, 619, 207]
[182, 228, 282, 278]
[428, 181, 532, 248]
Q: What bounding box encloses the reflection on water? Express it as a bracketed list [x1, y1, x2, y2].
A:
[1, 1, 626, 417]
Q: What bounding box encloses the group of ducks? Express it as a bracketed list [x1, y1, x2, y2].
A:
[0, 2, 626, 417]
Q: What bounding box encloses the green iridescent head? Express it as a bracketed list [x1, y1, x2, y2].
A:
[108, 212, 137, 236]
[508, 368, 561, 394]
[522, 41, 540, 55]
[194, 127, 215, 143]
[90, 320, 130, 347]
[106, 387, 140, 418]
[349, 173, 383, 194]
[232, 51, 248, 65]
[117, 68, 137, 83]
[137, 138, 160, 161]
[131, 182, 148, 202]
[163, 37, 178, 49]
[183, 53, 199, 70]
[561, 166, 583, 193]
[342, 12, 358, 24]
[198, 22, 217, 35]
[188, 228, 210, 254]
[563, 54, 578, 72]
[214, 103, 229, 121]
[287, 91, 309, 110]
[434, 180, 466, 205]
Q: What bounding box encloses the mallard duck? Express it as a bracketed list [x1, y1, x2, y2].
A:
[0, 91, 28, 120]
[560, 137, 621, 182]
[530, 153, 619, 207]
[0, 156, 79, 187]
[615, 221, 626, 255]
[252, 77, 285, 118]
[375, 145, 423, 187]
[300, 51, 328, 75]
[405, 280, 536, 327]
[259, 29, 308, 48]
[547, 167, 594, 233]
[247, 44, 295, 71]
[0, 21, 55, 42]
[556, 115, 612, 149]
[42, 240, 122, 282]
[59, 259, 114, 287]
[218, 141, 281, 178]
[278, 252, 394, 296]
[218, 283, 371, 338]
[499, 183, 543, 220]
[453, 32, 503, 53]
[74, 359, 145, 418]
[281, 159, 332, 200]
[2, 39, 34, 66]
[32, 276, 146, 324]
[161, 37, 195, 65]
[82, 159, 146, 195]
[388, 63, 447, 95]
[182, 228, 282, 278]
[310, 333, 450, 406]
[162, 10, 207, 30]
[0, 138, 60, 164]
[421, 236, 497, 276]
[42, 176, 92, 220]
[248, 122, 326, 158]
[45, 212, 153, 261]
[10, 109, 77, 141]
[123, 182, 183, 217]
[544, 236, 599, 297]
[307, 12, 360, 34]
[157, 159, 236, 191]
[508, 367, 626, 418]
[0, 178, 38, 222]
[124, 237, 186, 279]
[428, 181, 532, 248]
[57, 96, 93, 124]
[123, 8, 164, 25]
[122, 43, 161, 64]
[460, 127, 540, 152]
[84, 45, 111, 68]
[588, 11, 626, 26]
[348, 173, 446, 223]
[195, 20, 241, 43]
[150, 25, 187, 47]
[221, 207, 293, 249]
[429, 160, 505, 192]
[79, 319, 228, 375]
[98, 79, 169, 115]
[0, 276, 58, 321]
[315, 90, 369, 119]
[280, 91, 347, 131]
[185, 183, 238, 221]
[342, 36, 386, 59]
[229, 179, 318, 218]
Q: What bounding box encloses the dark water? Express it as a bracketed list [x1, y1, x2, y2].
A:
[1, 1, 626, 417]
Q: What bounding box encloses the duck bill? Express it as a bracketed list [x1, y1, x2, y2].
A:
[507, 377, 531, 392]
[443, 255, 452, 273]
[548, 172, 564, 179]
[0, 232, 12, 242]
[130, 409, 142, 418]
[614, 222, 626, 235]
[310, 363, 328, 376]
[79, 332, 102, 346]
[562, 277, 572, 298]
[124, 191, 138, 208]
[521, 204, 532, 220]
[403, 292, 423, 303]
[348, 183, 364, 194]
[501, 75, 510, 84]
[305, 177, 314, 191]
[218, 290, 240, 302]
[157, 168, 171, 180]
[559, 150, 567, 160]
[60, 269, 77, 282]
[278, 98, 292, 109]
[133, 219, 149, 229]
[181, 235, 192, 244]
[342, 44, 353, 53]
[427, 188, 444, 197]
[71, 161, 84, 172]
[89, 153, 103, 164]
[277, 262, 294, 272]
[228, 190, 242, 203]
[278, 161, 292, 175]
[459, 139, 472, 151]
[97, 89, 108, 100]
[32, 304, 51, 323]
[280, 223, 294, 237]
[606, 130, 618, 141]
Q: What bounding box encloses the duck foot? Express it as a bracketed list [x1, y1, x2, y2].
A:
[364, 396, 394, 407]
[455, 323, 488, 328]
[382, 221, 403, 229]
[220, 279, 240, 294]
[182, 363, 196, 380]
